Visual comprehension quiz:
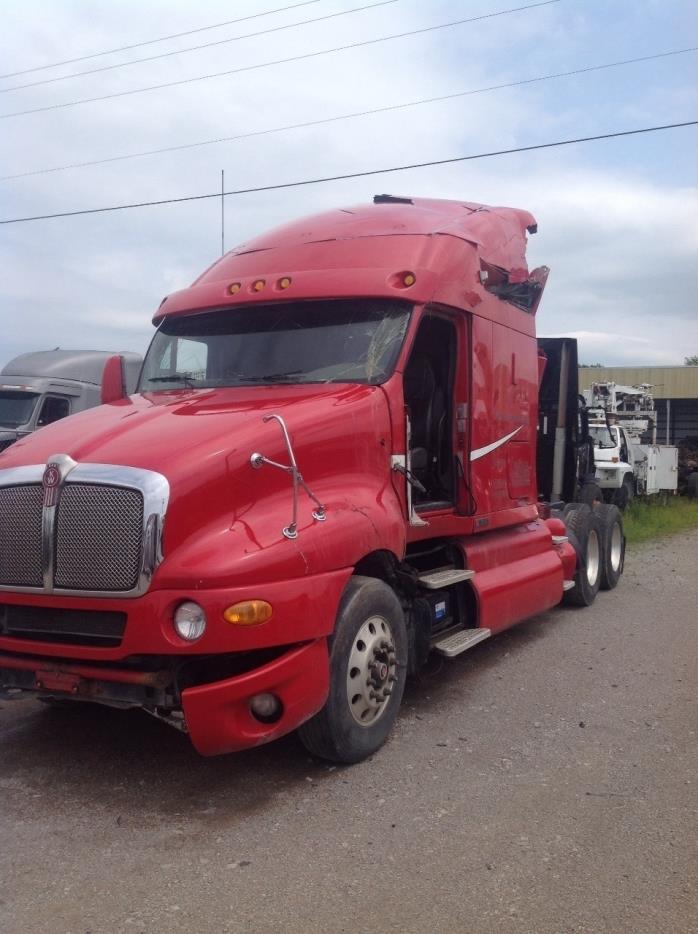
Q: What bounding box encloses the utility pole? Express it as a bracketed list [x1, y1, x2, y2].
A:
[221, 169, 225, 256]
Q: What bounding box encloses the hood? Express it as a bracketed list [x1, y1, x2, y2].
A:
[0, 383, 403, 585]
[0, 383, 376, 476]
[0, 429, 18, 452]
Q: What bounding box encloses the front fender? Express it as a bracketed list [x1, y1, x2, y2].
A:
[152, 479, 406, 590]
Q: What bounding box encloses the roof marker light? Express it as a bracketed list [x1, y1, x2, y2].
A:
[277, 276, 292, 290]
[228, 282, 241, 295]
[252, 279, 266, 292]
[403, 272, 416, 287]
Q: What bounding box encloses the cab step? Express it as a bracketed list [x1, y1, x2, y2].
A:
[432, 627, 491, 658]
[418, 568, 475, 589]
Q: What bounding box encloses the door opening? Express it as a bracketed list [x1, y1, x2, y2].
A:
[403, 315, 456, 509]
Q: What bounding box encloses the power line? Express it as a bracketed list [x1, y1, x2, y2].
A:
[0, 0, 325, 80]
[2, 121, 695, 225]
[3, 46, 694, 181]
[1, 0, 400, 93]
[0, 1, 562, 120]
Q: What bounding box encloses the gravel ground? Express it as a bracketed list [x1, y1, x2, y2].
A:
[1, 531, 696, 934]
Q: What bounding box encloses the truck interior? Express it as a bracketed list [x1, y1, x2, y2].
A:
[403, 313, 456, 508]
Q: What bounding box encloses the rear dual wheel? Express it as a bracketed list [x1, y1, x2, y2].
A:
[595, 503, 624, 590]
[563, 503, 602, 607]
[563, 502, 624, 605]
[298, 576, 408, 764]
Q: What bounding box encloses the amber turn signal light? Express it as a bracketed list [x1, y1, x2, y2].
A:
[223, 600, 273, 626]
[403, 272, 416, 286]
[228, 282, 241, 295]
[277, 276, 292, 290]
[252, 279, 266, 292]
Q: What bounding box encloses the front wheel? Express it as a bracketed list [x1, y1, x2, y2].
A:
[298, 576, 407, 764]
[613, 475, 634, 511]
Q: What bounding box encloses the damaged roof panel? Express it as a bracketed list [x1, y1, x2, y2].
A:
[200, 196, 536, 283]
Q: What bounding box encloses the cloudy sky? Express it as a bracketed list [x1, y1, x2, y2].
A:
[1, 0, 696, 370]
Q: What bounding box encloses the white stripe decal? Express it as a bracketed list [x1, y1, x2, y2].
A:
[470, 426, 523, 462]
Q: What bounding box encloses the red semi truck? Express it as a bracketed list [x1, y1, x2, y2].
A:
[0, 196, 624, 763]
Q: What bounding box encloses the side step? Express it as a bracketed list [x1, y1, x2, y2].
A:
[418, 568, 475, 589]
[432, 628, 491, 658]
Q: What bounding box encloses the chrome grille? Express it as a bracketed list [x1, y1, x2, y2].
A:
[54, 484, 144, 592]
[0, 484, 43, 587]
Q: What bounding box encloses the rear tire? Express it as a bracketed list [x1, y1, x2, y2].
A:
[594, 503, 624, 590]
[298, 576, 407, 764]
[563, 503, 602, 607]
[580, 481, 604, 507]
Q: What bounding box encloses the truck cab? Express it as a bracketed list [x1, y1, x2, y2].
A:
[0, 197, 623, 764]
[0, 350, 142, 453]
[588, 416, 636, 507]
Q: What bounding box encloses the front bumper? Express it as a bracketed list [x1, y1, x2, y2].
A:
[0, 568, 351, 661]
[0, 568, 349, 756]
[183, 638, 329, 755]
[595, 466, 623, 489]
[0, 637, 330, 756]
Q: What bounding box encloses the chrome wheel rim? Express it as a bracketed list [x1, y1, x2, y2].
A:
[610, 523, 622, 572]
[346, 615, 397, 726]
[586, 529, 600, 585]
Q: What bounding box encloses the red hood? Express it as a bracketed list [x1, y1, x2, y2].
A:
[0, 383, 372, 474]
[0, 384, 405, 585]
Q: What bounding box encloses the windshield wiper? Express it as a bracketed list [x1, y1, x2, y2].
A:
[239, 371, 303, 383]
[147, 372, 197, 386]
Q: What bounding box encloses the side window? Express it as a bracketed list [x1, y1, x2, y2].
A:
[175, 339, 208, 379]
[37, 396, 70, 427]
[620, 433, 629, 463]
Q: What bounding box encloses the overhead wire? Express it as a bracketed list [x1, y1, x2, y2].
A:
[0, 0, 562, 119]
[2, 121, 695, 225]
[3, 46, 695, 181]
[0, 0, 326, 79]
[1, 0, 400, 93]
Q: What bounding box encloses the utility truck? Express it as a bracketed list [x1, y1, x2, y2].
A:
[0, 197, 625, 763]
[584, 381, 678, 507]
[0, 350, 142, 453]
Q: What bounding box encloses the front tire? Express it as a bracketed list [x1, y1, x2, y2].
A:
[298, 576, 407, 764]
[613, 475, 634, 511]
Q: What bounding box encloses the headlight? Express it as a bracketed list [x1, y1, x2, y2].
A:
[173, 601, 207, 641]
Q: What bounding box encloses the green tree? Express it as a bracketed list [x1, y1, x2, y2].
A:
[684, 355, 698, 365]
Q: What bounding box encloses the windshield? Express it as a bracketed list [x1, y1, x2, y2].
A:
[139, 299, 411, 391]
[589, 424, 616, 449]
[0, 390, 39, 428]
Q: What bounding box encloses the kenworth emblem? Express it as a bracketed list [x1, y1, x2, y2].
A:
[42, 462, 61, 506]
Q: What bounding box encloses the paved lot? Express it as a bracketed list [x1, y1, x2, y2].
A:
[1, 531, 696, 934]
